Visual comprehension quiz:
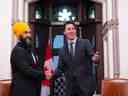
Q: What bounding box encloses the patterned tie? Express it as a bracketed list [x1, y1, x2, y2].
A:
[31, 52, 37, 65]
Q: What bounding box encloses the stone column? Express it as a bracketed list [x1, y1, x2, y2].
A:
[0, 0, 13, 80]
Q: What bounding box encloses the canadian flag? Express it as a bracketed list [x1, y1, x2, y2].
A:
[40, 43, 53, 96]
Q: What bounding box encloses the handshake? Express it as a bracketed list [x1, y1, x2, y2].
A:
[43, 61, 54, 80]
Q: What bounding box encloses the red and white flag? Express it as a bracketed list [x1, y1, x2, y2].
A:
[40, 43, 53, 96]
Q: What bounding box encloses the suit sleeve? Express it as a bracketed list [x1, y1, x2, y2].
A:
[84, 39, 94, 57]
[11, 47, 44, 80]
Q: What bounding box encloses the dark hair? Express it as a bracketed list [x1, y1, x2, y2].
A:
[64, 21, 77, 30]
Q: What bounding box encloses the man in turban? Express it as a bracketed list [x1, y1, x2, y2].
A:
[10, 21, 45, 96]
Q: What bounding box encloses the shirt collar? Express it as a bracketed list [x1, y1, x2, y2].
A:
[67, 37, 77, 44]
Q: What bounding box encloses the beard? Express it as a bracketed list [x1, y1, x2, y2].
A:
[20, 36, 33, 48]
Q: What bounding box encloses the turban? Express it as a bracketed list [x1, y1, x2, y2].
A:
[12, 22, 30, 37]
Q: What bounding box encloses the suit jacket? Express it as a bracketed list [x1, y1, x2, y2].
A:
[10, 41, 44, 96]
[57, 38, 96, 96]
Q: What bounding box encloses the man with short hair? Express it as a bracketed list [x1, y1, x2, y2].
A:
[56, 21, 99, 96]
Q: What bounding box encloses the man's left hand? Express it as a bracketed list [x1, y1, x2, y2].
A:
[92, 51, 100, 64]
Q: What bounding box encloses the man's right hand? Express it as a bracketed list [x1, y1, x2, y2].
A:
[44, 67, 53, 80]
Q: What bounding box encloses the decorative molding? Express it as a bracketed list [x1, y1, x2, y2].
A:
[112, 0, 120, 78]
[12, 0, 18, 23]
[92, 0, 106, 3]
[51, 21, 80, 26]
[25, 0, 38, 3]
[102, 19, 118, 36]
[24, 0, 39, 22]
[92, 0, 120, 78]
[103, 35, 110, 78]
[102, 18, 120, 78]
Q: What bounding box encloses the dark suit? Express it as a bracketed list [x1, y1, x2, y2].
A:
[10, 41, 44, 96]
[57, 38, 96, 96]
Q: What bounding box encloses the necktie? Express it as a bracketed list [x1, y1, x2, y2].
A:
[70, 42, 74, 57]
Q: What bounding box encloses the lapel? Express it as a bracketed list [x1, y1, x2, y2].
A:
[74, 38, 80, 59]
[63, 40, 72, 60]
[63, 41, 70, 56]
[31, 50, 39, 65]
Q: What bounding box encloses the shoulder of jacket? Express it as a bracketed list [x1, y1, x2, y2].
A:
[79, 38, 89, 43]
[13, 45, 26, 53]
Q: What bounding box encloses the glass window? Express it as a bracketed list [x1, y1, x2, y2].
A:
[53, 35, 64, 48]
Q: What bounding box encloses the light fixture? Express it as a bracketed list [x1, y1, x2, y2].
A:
[72, 16, 75, 21]
[58, 8, 72, 21]
[35, 10, 41, 19]
[89, 7, 95, 19]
